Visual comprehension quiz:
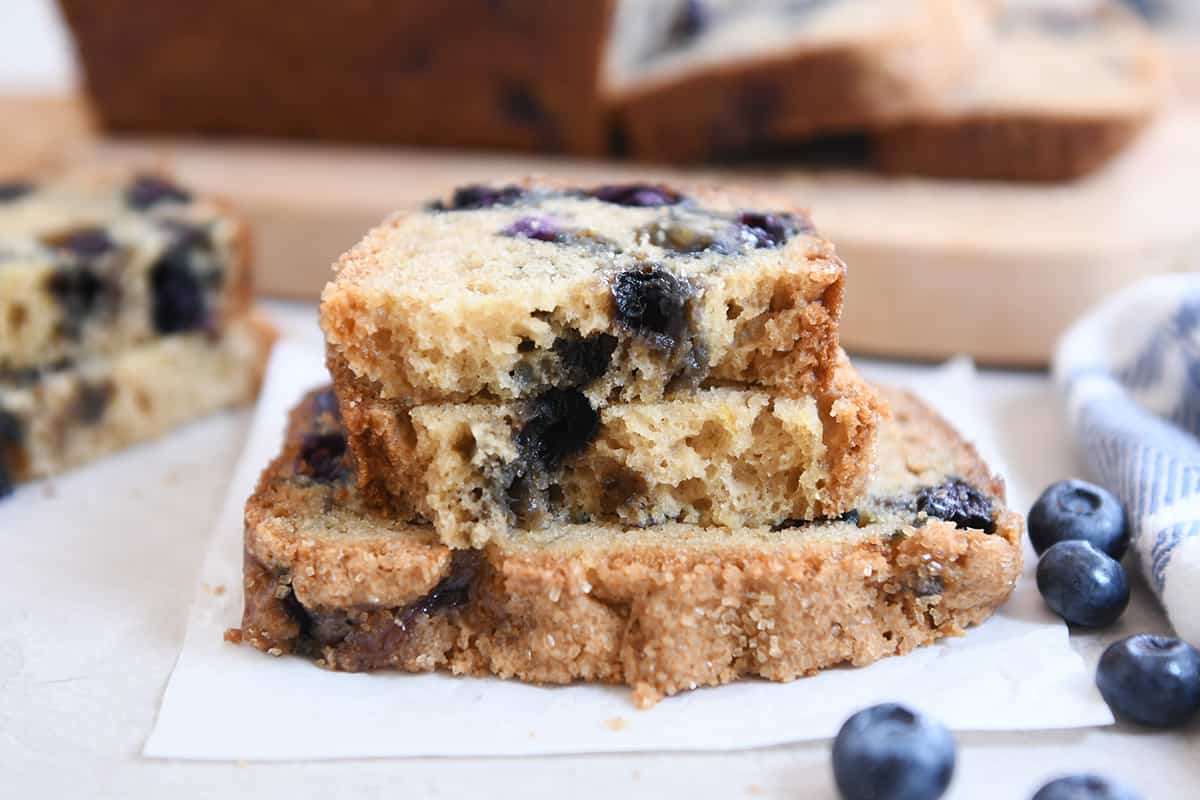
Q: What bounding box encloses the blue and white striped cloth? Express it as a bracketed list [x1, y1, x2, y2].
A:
[1055, 275, 1200, 646]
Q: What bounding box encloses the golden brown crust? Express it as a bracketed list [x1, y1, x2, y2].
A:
[873, 112, 1153, 182]
[237, 386, 1021, 706]
[59, 0, 616, 156]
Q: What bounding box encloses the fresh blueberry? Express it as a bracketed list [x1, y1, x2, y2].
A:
[502, 215, 562, 242]
[1036, 541, 1129, 627]
[1028, 479, 1128, 559]
[589, 183, 683, 207]
[611, 265, 692, 351]
[516, 388, 599, 470]
[125, 175, 192, 210]
[737, 211, 805, 248]
[1032, 774, 1141, 800]
[0, 180, 34, 202]
[150, 243, 208, 334]
[916, 479, 995, 533]
[296, 431, 348, 483]
[553, 332, 618, 386]
[832, 703, 955, 800]
[433, 184, 526, 211]
[1096, 634, 1200, 727]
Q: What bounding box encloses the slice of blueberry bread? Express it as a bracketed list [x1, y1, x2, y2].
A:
[331, 348, 883, 547]
[232, 385, 1022, 707]
[59, 0, 616, 156]
[321, 178, 847, 405]
[874, 1, 1168, 181]
[605, 0, 991, 162]
[0, 315, 273, 498]
[0, 173, 252, 372]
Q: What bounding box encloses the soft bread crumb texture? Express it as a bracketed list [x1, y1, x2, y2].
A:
[333, 348, 883, 547]
[321, 179, 846, 404]
[2, 314, 273, 482]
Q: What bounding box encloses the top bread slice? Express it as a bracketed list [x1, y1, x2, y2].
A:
[606, 0, 991, 162]
[874, 0, 1168, 181]
[320, 178, 848, 405]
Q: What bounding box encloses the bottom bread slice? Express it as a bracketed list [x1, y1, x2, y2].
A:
[234, 385, 1022, 706]
[0, 314, 274, 495]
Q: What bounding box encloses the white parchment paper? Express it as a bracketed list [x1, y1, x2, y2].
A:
[143, 342, 1112, 760]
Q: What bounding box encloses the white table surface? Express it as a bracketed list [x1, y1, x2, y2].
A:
[3, 302, 1198, 798]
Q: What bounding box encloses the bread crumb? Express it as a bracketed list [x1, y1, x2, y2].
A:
[746, 785, 763, 795]
[603, 717, 627, 732]
[223, 627, 244, 644]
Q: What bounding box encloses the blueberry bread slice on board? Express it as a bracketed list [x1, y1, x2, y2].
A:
[320, 178, 849, 405]
[233, 386, 1022, 707]
[0, 314, 273, 497]
[605, 0, 991, 163]
[0, 173, 252, 371]
[58, 0, 617, 156]
[331, 348, 884, 547]
[874, 0, 1168, 181]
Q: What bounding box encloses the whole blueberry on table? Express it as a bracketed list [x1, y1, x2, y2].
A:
[1096, 634, 1200, 727]
[1032, 774, 1140, 800]
[1036, 540, 1129, 627]
[1028, 479, 1129, 558]
[832, 703, 955, 800]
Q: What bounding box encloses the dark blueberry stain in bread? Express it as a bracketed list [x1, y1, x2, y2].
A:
[125, 175, 192, 210]
[917, 479, 995, 533]
[611, 264, 693, 351]
[516, 388, 599, 471]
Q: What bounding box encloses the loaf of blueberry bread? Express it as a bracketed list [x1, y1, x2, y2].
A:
[58, 0, 615, 155]
[233, 386, 1022, 707]
[606, 0, 992, 163]
[874, 0, 1168, 181]
[321, 179, 849, 405]
[331, 348, 883, 547]
[0, 173, 273, 497]
[0, 316, 273, 496]
[1, 174, 251, 371]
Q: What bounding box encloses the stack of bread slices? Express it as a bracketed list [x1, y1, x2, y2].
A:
[234, 178, 1023, 705]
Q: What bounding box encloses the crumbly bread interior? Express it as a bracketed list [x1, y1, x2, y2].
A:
[0, 314, 272, 483]
[926, 1, 1166, 116]
[0, 174, 251, 371]
[333, 349, 883, 547]
[321, 179, 845, 404]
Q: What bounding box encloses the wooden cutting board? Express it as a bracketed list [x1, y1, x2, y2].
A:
[5, 92, 1199, 367]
